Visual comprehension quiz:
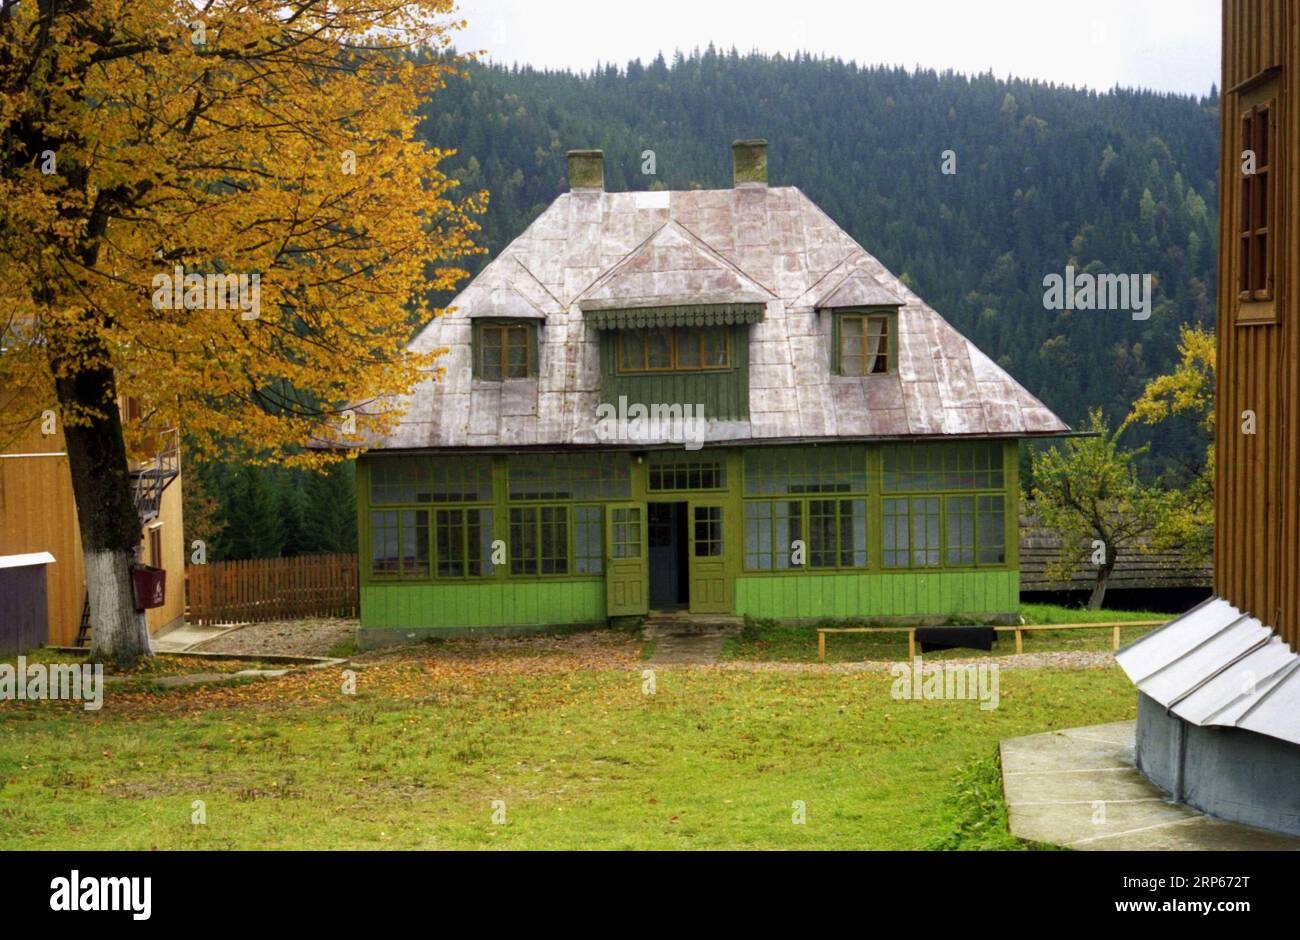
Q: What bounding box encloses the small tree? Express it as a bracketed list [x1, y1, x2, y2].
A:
[1032, 410, 1169, 609]
[1120, 324, 1216, 564]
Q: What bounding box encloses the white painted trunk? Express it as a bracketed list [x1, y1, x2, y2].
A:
[86, 549, 152, 662]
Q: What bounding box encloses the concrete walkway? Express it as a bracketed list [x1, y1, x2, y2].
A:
[151, 623, 240, 653]
[647, 634, 725, 666]
[1001, 721, 1300, 850]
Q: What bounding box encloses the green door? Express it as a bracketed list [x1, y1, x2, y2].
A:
[606, 503, 647, 616]
[689, 500, 731, 613]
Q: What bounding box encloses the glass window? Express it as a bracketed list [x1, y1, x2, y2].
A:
[434, 508, 494, 578]
[882, 442, 1004, 492]
[371, 510, 399, 576]
[946, 496, 976, 566]
[480, 323, 530, 380]
[611, 507, 641, 559]
[648, 454, 725, 491]
[693, 506, 723, 557]
[618, 326, 730, 373]
[370, 457, 492, 505]
[977, 496, 1006, 565]
[744, 498, 863, 570]
[743, 446, 866, 496]
[508, 454, 631, 500]
[839, 314, 891, 375]
[574, 506, 603, 574]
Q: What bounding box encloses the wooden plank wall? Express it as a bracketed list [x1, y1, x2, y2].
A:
[187, 553, 359, 625]
[1218, 0, 1299, 647]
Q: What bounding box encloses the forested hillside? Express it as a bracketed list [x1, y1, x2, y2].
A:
[423, 47, 1220, 470]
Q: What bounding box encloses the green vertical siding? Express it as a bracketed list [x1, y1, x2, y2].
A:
[735, 570, 1019, 620]
[598, 328, 749, 419]
[361, 580, 605, 629]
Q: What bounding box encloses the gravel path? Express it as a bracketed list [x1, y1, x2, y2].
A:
[192, 617, 356, 658]
[717, 650, 1118, 673]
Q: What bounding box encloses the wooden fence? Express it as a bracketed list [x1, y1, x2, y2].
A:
[186, 553, 358, 625]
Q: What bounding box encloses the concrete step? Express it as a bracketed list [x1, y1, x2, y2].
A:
[641, 613, 743, 639]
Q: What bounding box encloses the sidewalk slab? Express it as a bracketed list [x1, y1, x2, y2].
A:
[1001, 721, 1300, 851]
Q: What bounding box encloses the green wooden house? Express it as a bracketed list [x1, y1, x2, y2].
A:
[351, 141, 1069, 647]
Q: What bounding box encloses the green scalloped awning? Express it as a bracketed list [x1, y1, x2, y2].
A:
[583, 303, 766, 330]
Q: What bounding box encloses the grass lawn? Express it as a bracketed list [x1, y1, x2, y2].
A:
[0, 634, 1138, 849]
[723, 603, 1170, 663]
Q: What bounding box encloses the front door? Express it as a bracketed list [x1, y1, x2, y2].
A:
[605, 503, 647, 616]
[648, 502, 689, 609]
[688, 500, 730, 614]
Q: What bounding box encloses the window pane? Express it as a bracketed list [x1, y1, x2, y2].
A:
[946, 496, 976, 566]
[621, 331, 645, 371]
[646, 329, 672, 369]
[371, 510, 399, 575]
[702, 328, 728, 367]
[841, 317, 864, 375]
[693, 506, 723, 557]
[911, 497, 941, 567]
[807, 499, 837, 568]
[676, 328, 702, 368]
[776, 500, 801, 568]
[436, 508, 465, 577]
[866, 317, 889, 374]
[506, 326, 529, 378]
[611, 507, 641, 558]
[468, 509, 493, 576]
[510, 507, 538, 575]
[574, 506, 603, 574]
[842, 499, 867, 567]
[481, 327, 503, 380]
[744, 501, 773, 570]
[401, 509, 430, 578]
[882, 498, 908, 568]
[977, 496, 1006, 565]
[540, 506, 568, 575]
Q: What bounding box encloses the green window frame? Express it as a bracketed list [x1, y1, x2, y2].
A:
[882, 494, 1006, 569]
[474, 319, 538, 381]
[832, 309, 897, 376]
[618, 326, 730, 373]
[509, 505, 569, 576]
[611, 507, 641, 558]
[573, 506, 604, 574]
[370, 508, 431, 579]
[693, 505, 724, 557]
[744, 498, 866, 570]
[369, 456, 493, 505]
[508, 453, 631, 500]
[647, 453, 726, 491]
[434, 508, 494, 578]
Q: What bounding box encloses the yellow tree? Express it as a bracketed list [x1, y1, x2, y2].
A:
[1120, 324, 1216, 562]
[0, 0, 484, 664]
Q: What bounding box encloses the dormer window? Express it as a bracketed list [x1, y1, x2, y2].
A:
[474, 320, 537, 380]
[839, 314, 891, 375]
[618, 326, 730, 373]
[833, 309, 896, 376]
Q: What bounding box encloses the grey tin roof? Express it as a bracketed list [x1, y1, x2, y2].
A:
[367, 185, 1069, 450]
[1116, 596, 1300, 747]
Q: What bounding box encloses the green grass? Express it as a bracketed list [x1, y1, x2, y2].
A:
[0, 651, 1138, 849]
[722, 604, 1171, 663]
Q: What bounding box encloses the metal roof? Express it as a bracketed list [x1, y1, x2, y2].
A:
[1116, 596, 1300, 747]
[364, 185, 1070, 450]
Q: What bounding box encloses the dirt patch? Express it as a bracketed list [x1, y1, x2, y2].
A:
[193, 618, 356, 658]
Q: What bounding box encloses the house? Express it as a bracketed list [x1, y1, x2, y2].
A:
[351, 140, 1068, 648]
[0, 396, 185, 647]
[1116, 0, 1300, 836]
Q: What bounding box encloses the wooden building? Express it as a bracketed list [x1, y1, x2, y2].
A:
[1116, 0, 1300, 837]
[347, 141, 1069, 647]
[0, 399, 185, 646]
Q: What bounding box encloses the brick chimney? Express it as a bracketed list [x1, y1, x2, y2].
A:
[732, 139, 767, 187]
[567, 149, 604, 191]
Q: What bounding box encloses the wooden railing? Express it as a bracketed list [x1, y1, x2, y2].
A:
[816, 620, 1168, 663]
[186, 553, 358, 625]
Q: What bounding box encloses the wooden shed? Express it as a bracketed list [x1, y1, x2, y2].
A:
[0, 552, 55, 657]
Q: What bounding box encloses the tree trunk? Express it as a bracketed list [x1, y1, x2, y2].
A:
[54, 358, 151, 667]
[1088, 560, 1116, 611]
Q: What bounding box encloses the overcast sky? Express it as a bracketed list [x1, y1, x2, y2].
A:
[453, 0, 1220, 97]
